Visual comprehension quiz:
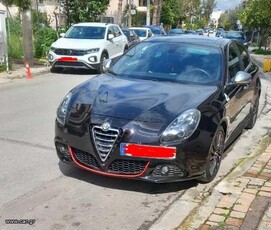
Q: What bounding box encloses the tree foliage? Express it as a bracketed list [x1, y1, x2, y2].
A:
[240, 0, 271, 48]
[63, 0, 110, 26]
[218, 4, 243, 30]
[160, 0, 181, 28]
[0, 0, 31, 10]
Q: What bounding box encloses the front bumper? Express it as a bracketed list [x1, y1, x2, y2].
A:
[48, 51, 101, 70]
[55, 120, 213, 183]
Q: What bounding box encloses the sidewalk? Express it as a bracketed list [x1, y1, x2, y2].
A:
[0, 63, 50, 84]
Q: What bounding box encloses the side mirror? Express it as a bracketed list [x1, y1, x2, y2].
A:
[108, 34, 114, 40]
[233, 71, 252, 84]
[102, 59, 112, 73]
[60, 33, 65, 38]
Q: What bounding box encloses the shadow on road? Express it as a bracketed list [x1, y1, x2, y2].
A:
[58, 161, 198, 194]
[54, 68, 98, 75]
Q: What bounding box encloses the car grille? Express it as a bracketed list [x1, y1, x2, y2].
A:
[54, 49, 88, 56]
[108, 160, 148, 174]
[54, 61, 86, 67]
[72, 148, 148, 175]
[92, 125, 119, 162]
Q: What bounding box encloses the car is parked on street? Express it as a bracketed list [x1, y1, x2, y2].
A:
[48, 22, 128, 73]
[55, 36, 261, 183]
[221, 31, 249, 48]
[168, 28, 185, 36]
[130, 27, 153, 41]
[121, 27, 140, 48]
[144, 25, 167, 36]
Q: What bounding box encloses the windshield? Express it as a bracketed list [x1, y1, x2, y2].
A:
[133, 29, 147, 37]
[110, 41, 222, 86]
[225, 32, 245, 39]
[65, 26, 106, 39]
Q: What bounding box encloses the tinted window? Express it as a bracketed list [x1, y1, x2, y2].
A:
[113, 26, 122, 37]
[65, 26, 105, 39]
[133, 29, 147, 37]
[228, 43, 241, 79]
[236, 43, 250, 69]
[111, 41, 222, 86]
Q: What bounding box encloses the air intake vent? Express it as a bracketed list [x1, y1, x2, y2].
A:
[92, 125, 119, 162]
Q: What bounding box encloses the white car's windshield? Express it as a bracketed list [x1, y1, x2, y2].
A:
[65, 26, 106, 39]
[111, 41, 222, 86]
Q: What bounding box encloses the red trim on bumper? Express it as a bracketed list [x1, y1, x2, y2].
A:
[58, 57, 78, 62]
[120, 143, 176, 159]
[68, 146, 150, 178]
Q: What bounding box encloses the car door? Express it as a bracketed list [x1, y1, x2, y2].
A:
[112, 25, 126, 56]
[224, 42, 252, 141]
[105, 26, 120, 59]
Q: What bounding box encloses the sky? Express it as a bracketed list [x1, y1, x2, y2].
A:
[215, 0, 243, 11]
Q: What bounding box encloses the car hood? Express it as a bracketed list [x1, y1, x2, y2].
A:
[51, 38, 105, 49]
[69, 74, 218, 123]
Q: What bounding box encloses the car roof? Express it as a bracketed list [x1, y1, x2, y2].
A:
[130, 27, 149, 30]
[73, 22, 114, 27]
[145, 35, 230, 48]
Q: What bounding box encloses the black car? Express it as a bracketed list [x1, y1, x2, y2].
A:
[55, 36, 261, 183]
[168, 29, 185, 36]
[121, 28, 140, 48]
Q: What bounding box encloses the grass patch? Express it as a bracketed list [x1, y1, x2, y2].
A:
[252, 49, 271, 55]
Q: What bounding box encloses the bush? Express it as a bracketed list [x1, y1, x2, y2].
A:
[34, 28, 57, 58]
[7, 17, 23, 59]
[252, 49, 271, 55]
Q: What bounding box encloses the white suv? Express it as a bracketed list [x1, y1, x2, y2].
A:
[48, 22, 128, 73]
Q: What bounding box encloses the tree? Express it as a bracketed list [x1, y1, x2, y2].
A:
[152, 0, 163, 25]
[1, 0, 33, 66]
[218, 5, 244, 30]
[240, 0, 271, 49]
[160, 0, 181, 28]
[201, 0, 216, 25]
[180, 0, 201, 29]
[117, 0, 123, 25]
[63, 0, 109, 26]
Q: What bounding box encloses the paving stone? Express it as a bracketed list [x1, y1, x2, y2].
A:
[225, 217, 243, 227]
[230, 211, 246, 219]
[208, 214, 225, 223]
[261, 186, 271, 192]
[233, 204, 250, 213]
[200, 224, 211, 230]
[206, 221, 219, 226]
[217, 196, 238, 208]
[264, 182, 271, 187]
[239, 193, 255, 203]
[243, 188, 258, 194]
[213, 208, 230, 215]
[258, 174, 270, 180]
[262, 169, 271, 173]
[259, 191, 271, 197]
[247, 178, 265, 187]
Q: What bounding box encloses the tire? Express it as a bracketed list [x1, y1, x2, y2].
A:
[246, 96, 259, 129]
[98, 52, 108, 74]
[198, 126, 225, 183]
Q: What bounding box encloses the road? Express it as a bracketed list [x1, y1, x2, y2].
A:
[0, 70, 270, 230]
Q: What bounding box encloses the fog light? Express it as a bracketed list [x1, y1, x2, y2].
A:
[48, 54, 54, 61]
[56, 143, 69, 158]
[161, 166, 170, 175]
[88, 56, 97, 62]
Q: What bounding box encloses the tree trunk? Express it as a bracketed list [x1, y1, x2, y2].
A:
[22, 9, 33, 66]
[118, 0, 123, 25]
[152, 0, 162, 25]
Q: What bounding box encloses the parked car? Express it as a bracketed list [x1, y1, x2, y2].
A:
[144, 25, 167, 36]
[130, 27, 153, 41]
[121, 27, 140, 48]
[184, 30, 196, 35]
[48, 22, 128, 73]
[216, 28, 224, 37]
[221, 30, 249, 48]
[168, 28, 185, 36]
[55, 36, 261, 183]
[196, 29, 204, 35]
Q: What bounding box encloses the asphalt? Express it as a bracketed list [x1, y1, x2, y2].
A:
[1, 54, 271, 230]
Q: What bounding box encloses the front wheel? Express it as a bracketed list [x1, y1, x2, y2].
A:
[98, 52, 108, 74]
[198, 126, 225, 183]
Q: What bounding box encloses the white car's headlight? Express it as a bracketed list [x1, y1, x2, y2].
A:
[56, 92, 72, 125]
[86, 48, 100, 54]
[161, 109, 201, 144]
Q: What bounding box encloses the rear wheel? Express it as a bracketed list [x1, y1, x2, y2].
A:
[246, 96, 259, 129]
[198, 126, 225, 183]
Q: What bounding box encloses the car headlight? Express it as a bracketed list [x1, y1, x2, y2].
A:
[56, 92, 72, 125]
[161, 109, 201, 144]
[50, 46, 56, 52]
[86, 48, 100, 54]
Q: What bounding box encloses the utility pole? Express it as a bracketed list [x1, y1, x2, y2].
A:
[146, 0, 150, 25]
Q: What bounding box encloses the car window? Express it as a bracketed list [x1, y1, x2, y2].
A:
[113, 26, 122, 37]
[110, 41, 222, 86]
[107, 26, 115, 37]
[228, 43, 241, 79]
[65, 26, 105, 39]
[236, 43, 250, 70]
[133, 29, 147, 37]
